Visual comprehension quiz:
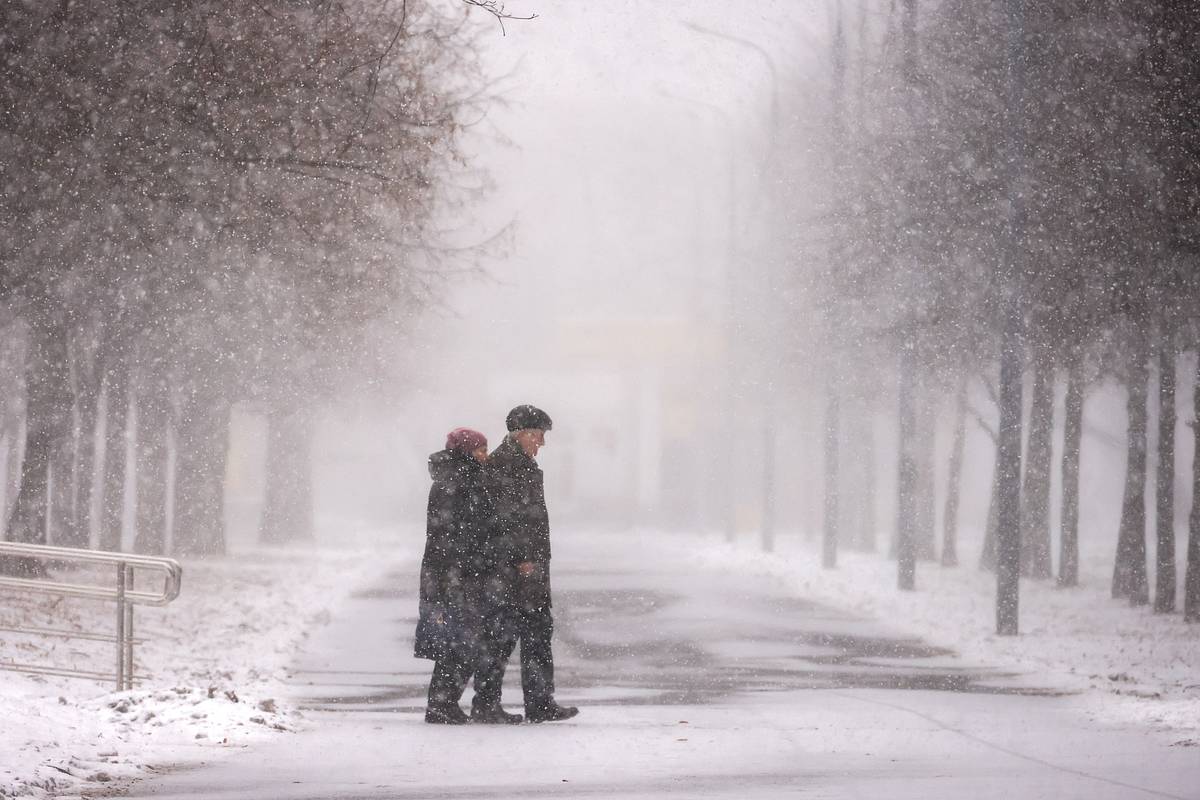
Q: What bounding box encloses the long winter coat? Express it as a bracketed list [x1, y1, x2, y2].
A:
[413, 449, 493, 661]
[485, 435, 553, 611]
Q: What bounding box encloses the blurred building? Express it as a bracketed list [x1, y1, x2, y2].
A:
[483, 314, 725, 530]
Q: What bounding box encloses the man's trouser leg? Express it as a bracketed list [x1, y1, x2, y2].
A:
[519, 604, 555, 716]
[472, 608, 519, 711]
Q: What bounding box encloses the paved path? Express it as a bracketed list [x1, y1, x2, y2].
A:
[128, 533, 1199, 800]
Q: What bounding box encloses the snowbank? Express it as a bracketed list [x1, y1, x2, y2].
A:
[0, 537, 397, 799]
[689, 530, 1200, 748]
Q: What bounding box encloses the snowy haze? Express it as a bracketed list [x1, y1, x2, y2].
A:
[311, 1, 835, 536]
[302, 0, 1171, 566]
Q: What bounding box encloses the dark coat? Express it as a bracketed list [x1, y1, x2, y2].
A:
[413, 449, 493, 661]
[485, 435, 553, 611]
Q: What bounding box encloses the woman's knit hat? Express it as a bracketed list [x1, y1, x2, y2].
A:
[445, 427, 488, 454]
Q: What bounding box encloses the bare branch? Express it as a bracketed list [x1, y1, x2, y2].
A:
[461, 0, 536, 35]
[978, 372, 999, 408]
[967, 403, 998, 444]
[339, 0, 409, 156]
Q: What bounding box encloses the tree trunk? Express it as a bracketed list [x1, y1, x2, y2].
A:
[173, 394, 231, 557]
[99, 357, 131, 551]
[761, 410, 776, 553]
[822, 385, 840, 569]
[847, 399, 877, 551]
[995, 321, 1024, 634]
[71, 330, 104, 550]
[259, 404, 315, 545]
[980, 437, 1001, 571]
[1058, 358, 1083, 588]
[901, 0, 917, 79]
[46, 329, 82, 546]
[1185, 351, 1200, 623]
[823, 3, 846, 568]
[0, 332, 21, 523]
[3, 321, 72, 576]
[1154, 346, 1176, 613]
[0, 430, 9, 526]
[1020, 359, 1054, 579]
[859, 407, 877, 551]
[72, 376, 100, 549]
[942, 376, 967, 567]
[897, 347, 917, 590]
[2, 409, 24, 527]
[47, 399, 80, 547]
[915, 424, 937, 560]
[133, 381, 171, 555]
[914, 375, 937, 560]
[1112, 339, 1150, 605]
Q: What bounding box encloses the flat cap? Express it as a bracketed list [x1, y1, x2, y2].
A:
[506, 404, 553, 432]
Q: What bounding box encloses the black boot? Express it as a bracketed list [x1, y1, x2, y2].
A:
[425, 703, 471, 725]
[525, 702, 578, 723]
[470, 705, 524, 725]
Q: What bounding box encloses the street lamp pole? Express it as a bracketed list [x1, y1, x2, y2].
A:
[682, 21, 780, 159]
[657, 90, 740, 543]
[682, 22, 782, 552]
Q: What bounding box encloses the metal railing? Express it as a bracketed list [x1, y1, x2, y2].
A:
[0, 541, 183, 690]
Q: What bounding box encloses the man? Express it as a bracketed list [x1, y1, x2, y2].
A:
[471, 404, 579, 724]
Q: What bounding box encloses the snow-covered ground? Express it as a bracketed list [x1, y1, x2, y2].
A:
[693, 529, 1200, 748]
[122, 529, 1199, 800]
[0, 533, 398, 799]
[4, 523, 1195, 799]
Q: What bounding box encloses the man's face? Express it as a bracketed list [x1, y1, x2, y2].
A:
[514, 428, 546, 458]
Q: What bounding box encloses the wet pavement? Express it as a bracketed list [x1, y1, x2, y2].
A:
[295, 563, 1052, 714]
[127, 532, 1199, 800]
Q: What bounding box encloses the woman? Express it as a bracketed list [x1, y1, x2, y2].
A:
[414, 427, 496, 724]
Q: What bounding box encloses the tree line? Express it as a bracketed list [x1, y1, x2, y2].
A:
[0, 0, 490, 570]
[786, 0, 1200, 625]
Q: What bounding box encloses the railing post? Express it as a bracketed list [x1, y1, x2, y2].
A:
[115, 562, 127, 691]
[124, 564, 135, 690]
[0, 542, 181, 688]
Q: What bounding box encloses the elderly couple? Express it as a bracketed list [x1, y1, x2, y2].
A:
[414, 404, 578, 725]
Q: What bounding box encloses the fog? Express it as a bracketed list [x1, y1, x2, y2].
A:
[308, 2, 826, 535]
[310, 1, 1166, 572]
[224, 17, 1199, 687]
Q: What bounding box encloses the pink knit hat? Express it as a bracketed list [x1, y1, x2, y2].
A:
[445, 427, 488, 454]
